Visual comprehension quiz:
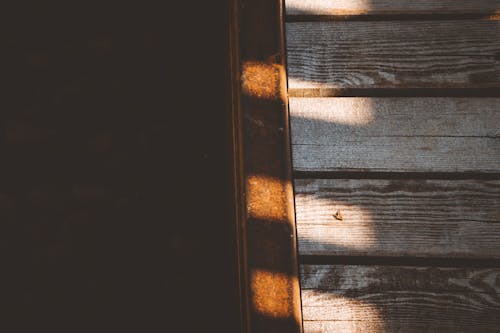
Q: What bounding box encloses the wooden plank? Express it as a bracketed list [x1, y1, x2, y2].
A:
[290, 98, 500, 173]
[3, 4, 242, 331]
[295, 179, 500, 258]
[301, 265, 500, 333]
[290, 98, 500, 138]
[286, 0, 500, 16]
[228, 0, 303, 331]
[293, 137, 500, 173]
[301, 265, 500, 292]
[286, 20, 500, 92]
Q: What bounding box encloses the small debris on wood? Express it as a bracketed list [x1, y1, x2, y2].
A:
[333, 210, 343, 221]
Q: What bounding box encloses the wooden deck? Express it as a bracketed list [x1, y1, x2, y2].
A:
[285, 0, 500, 331]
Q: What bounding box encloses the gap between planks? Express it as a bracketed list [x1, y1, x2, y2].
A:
[286, 13, 500, 22]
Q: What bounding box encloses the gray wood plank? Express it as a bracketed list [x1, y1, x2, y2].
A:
[290, 98, 500, 173]
[286, 0, 500, 16]
[286, 21, 500, 91]
[301, 265, 500, 333]
[295, 179, 500, 258]
[301, 265, 500, 292]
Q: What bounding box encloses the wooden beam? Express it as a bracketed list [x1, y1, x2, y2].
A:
[228, 0, 303, 331]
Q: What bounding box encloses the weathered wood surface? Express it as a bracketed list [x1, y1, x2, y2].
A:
[290, 98, 500, 138]
[301, 265, 500, 292]
[286, 0, 500, 16]
[301, 265, 500, 333]
[286, 2, 500, 331]
[290, 98, 500, 173]
[295, 179, 500, 258]
[293, 137, 500, 173]
[286, 20, 500, 92]
[229, 0, 303, 330]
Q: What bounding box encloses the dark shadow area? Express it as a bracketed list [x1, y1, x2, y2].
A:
[2, 2, 239, 332]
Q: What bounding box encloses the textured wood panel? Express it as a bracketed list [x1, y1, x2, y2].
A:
[301, 265, 500, 333]
[229, 0, 303, 330]
[295, 179, 500, 258]
[290, 98, 500, 138]
[290, 98, 500, 173]
[286, 0, 500, 16]
[286, 20, 500, 92]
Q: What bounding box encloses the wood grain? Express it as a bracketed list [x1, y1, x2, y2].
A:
[286, 20, 500, 92]
[289, 98, 500, 173]
[300, 265, 500, 333]
[229, 0, 303, 330]
[295, 178, 500, 258]
[286, 0, 500, 16]
[301, 265, 500, 292]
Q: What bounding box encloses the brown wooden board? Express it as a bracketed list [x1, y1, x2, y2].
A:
[289, 98, 500, 173]
[3, 3, 241, 332]
[286, 0, 500, 17]
[300, 265, 500, 332]
[295, 179, 500, 258]
[286, 20, 500, 95]
[229, 0, 303, 331]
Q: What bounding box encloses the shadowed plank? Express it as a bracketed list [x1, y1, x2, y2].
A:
[228, 0, 303, 330]
[286, 0, 500, 16]
[295, 179, 500, 258]
[286, 20, 500, 92]
[301, 265, 500, 333]
[290, 98, 500, 173]
[301, 265, 500, 292]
